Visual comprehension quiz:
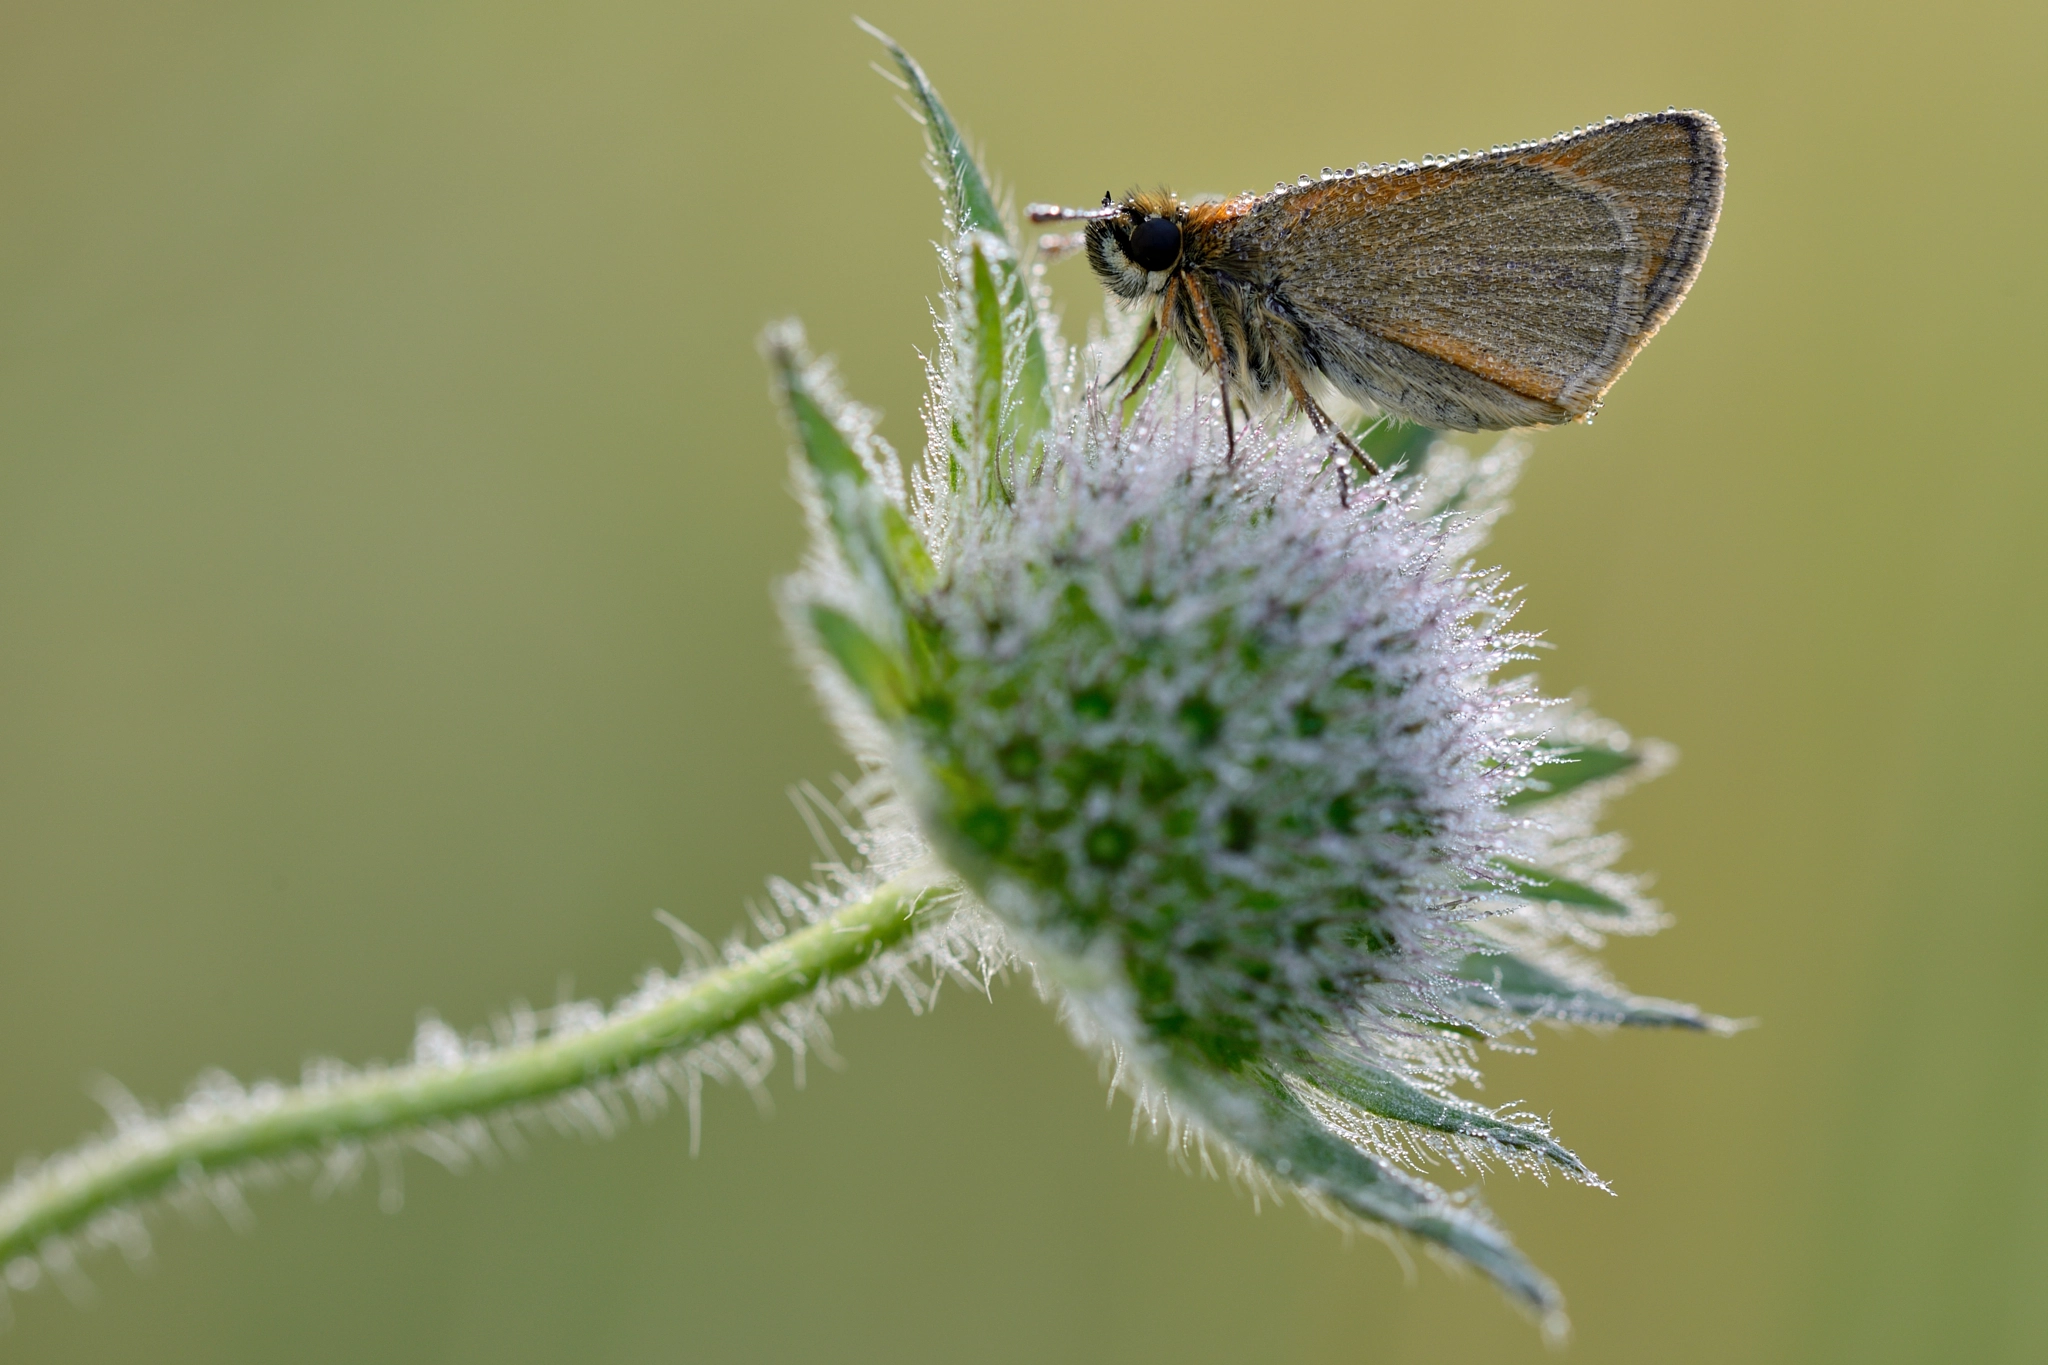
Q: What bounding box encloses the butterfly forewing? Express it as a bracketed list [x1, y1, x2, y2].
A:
[1239, 111, 1724, 428]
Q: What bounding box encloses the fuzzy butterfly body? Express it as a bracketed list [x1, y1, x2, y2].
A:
[1032, 110, 1725, 460]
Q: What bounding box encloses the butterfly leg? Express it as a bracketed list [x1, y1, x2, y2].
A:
[1120, 277, 1181, 403]
[1284, 368, 1381, 478]
[1098, 311, 1159, 395]
[1179, 273, 1237, 463]
[1124, 326, 1168, 399]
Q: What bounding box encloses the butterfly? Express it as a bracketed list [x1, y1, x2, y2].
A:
[1030, 110, 1725, 473]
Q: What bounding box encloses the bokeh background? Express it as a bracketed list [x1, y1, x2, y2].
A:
[1, 2, 2041, 1360]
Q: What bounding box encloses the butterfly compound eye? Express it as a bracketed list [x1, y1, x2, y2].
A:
[1125, 215, 1182, 272]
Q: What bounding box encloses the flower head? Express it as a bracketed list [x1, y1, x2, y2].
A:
[921, 402, 1534, 1077]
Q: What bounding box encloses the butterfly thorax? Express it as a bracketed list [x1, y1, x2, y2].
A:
[1084, 190, 1300, 406]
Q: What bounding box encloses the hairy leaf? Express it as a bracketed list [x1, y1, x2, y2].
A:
[807, 605, 908, 718]
[1300, 1051, 1595, 1182]
[863, 22, 1052, 456]
[768, 329, 934, 608]
[1355, 417, 1439, 475]
[1487, 860, 1631, 916]
[1505, 744, 1641, 807]
[1159, 1056, 1563, 1323]
[1454, 951, 1728, 1030]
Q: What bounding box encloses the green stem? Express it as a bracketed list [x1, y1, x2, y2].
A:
[0, 878, 931, 1269]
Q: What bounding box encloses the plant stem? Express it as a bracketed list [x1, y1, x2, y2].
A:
[0, 878, 931, 1270]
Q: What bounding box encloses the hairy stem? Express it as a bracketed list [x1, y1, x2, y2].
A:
[1, 879, 931, 1269]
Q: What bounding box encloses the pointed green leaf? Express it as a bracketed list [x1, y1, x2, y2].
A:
[1158, 1057, 1563, 1323]
[1353, 416, 1438, 475]
[966, 235, 1006, 419]
[1504, 743, 1641, 807]
[780, 366, 864, 486]
[806, 605, 908, 719]
[962, 232, 1009, 498]
[862, 24, 1052, 458]
[1453, 950, 1729, 1031]
[1301, 1052, 1594, 1182]
[881, 510, 936, 595]
[860, 20, 1002, 236]
[766, 327, 935, 605]
[950, 230, 1063, 501]
[1476, 860, 1631, 916]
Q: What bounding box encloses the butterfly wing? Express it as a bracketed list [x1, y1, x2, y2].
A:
[1241, 111, 1724, 430]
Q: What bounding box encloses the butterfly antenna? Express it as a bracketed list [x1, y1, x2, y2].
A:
[1027, 194, 1124, 225]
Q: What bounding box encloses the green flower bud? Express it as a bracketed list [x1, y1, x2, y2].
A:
[913, 406, 1529, 1080]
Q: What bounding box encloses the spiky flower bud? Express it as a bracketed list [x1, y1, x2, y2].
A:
[918, 406, 1528, 1078]
[773, 33, 1734, 1334]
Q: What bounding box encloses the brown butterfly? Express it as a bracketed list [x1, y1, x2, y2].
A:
[1030, 110, 1725, 474]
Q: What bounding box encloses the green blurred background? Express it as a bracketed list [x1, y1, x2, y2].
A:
[1, 1, 2040, 1360]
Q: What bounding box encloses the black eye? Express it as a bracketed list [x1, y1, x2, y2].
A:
[1125, 215, 1182, 272]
